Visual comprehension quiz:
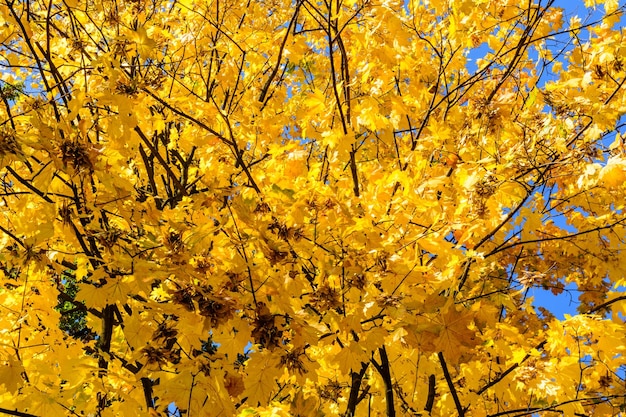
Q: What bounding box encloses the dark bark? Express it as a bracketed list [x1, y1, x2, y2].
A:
[425, 373, 436, 413]
[438, 352, 464, 417]
[344, 362, 369, 417]
[371, 347, 396, 417]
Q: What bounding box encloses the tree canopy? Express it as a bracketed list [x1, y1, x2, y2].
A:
[1, 0, 626, 415]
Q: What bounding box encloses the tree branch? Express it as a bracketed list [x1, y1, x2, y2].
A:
[97, 304, 115, 373]
[486, 393, 626, 417]
[437, 352, 465, 417]
[6, 166, 54, 204]
[258, 1, 301, 103]
[349, 148, 359, 197]
[133, 126, 186, 198]
[141, 377, 155, 411]
[0, 408, 39, 417]
[477, 340, 547, 396]
[425, 373, 436, 413]
[344, 362, 369, 417]
[485, 218, 626, 258]
[586, 295, 626, 315]
[371, 347, 396, 417]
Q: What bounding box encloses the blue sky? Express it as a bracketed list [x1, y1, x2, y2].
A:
[523, 0, 626, 320]
[460, 0, 626, 320]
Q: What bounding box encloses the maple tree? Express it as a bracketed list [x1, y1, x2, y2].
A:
[1, 0, 626, 415]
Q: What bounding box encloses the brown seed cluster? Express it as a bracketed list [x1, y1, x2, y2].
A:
[251, 302, 283, 350]
[171, 285, 236, 327]
[279, 347, 307, 375]
[192, 255, 214, 275]
[140, 319, 181, 367]
[310, 284, 341, 311]
[197, 294, 236, 327]
[58, 202, 73, 225]
[59, 139, 94, 173]
[140, 345, 180, 366]
[95, 228, 122, 250]
[164, 229, 184, 253]
[0, 128, 20, 156]
[154, 321, 178, 340]
[375, 293, 403, 308]
[319, 380, 343, 403]
[599, 373, 613, 389]
[268, 218, 303, 242]
[254, 201, 271, 214]
[346, 272, 367, 290]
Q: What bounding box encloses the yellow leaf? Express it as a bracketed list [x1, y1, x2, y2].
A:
[213, 318, 251, 360]
[304, 89, 328, 114]
[244, 351, 281, 405]
[132, 26, 157, 58]
[0, 354, 25, 393]
[600, 157, 626, 187]
[123, 313, 155, 350]
[333, 342, 367, 375]
[290, 391, 322, 417]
